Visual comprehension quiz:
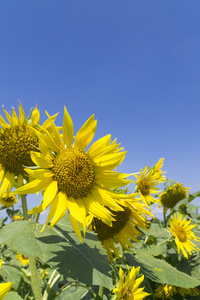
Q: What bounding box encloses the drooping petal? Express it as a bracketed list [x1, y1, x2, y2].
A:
[67, 196, 86, 227]
[63, 106, 74, 147]
[42, 180, 58, 210]
[48, 192, 68, 228]
[70, 213, 83, 243]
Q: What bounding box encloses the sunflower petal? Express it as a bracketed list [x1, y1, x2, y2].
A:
[15, 178, 52, 194]
[75, 115, 97, 150]
[31, 152, 53, 168]
[63, 106, 74, 147]
[12, 107, 18, 125]
[18, 101, 25, 124]
[70, 213, 83, 243]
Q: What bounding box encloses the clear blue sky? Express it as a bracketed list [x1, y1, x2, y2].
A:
[0, 0, 200, 217]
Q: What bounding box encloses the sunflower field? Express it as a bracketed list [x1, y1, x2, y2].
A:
[0, 103, 199, 300]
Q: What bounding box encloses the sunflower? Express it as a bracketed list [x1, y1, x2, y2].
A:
[13, 215, 23, 221]
[0, 102, 58, 198]
[0, 260, 13, 299]
[154, 283, 200, 299]
[16, 253, 29, 266]
[159, 182, 190, 213]
[169, 213, 200, 259]
[112, 265, 150, 300]
[88, 200, 153, 260]
[0, 192, 17, 207]
[135, 165, 161, 205]
[14, 107, 135, 241]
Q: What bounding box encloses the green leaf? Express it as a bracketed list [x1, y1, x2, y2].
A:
[126, 251, 200, 289]
[0, 215, 112, 289]
[4, 292, 23, 300]
[141, 244, 165, 256]
[57, 285, 89, 300]
[140, 223, 169, 239]
[0, 264, 21, 289]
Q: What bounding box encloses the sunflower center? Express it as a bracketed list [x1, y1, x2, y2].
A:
[52, 148, 95, 199]
[91, 206, 131, 240]
[139, 180, 150, 195]
[175, 226, 187, 242]
[0, 125, 39, 174]
[120, 287, 133, 300]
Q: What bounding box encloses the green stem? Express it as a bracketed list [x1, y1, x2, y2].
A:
[98, 285, 104, 297]
[21, 194, 28, 220]
[29, 257, 43, 300]
[21, 193, 43, 300]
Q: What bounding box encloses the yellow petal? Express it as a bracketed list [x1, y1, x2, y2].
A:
[0, 282, 13, 299]
[74, 115, 97, 150]
[49, 192, 68, 228]
[70, 213, 83, 243]
[15, 178, 52, 194]
[12, 107, 18, 125]
[24, 168, 53, 180]
[32, 104, 40, 125]
[2, 105, 14, 126]
[67, 196, 86, 226]
[42, 113, 59, 129]
[31, 152, 53, 168]
[92, 187, 124, 211]
[42, 180, 58, 210]
[87, 134, 111, 157]
[0, 171, 14, 198]
[0, 115, 9, 128]
[45, 111, 64, 150]
[95, 171, 130, 188]
[18, 101, 25, 124]
[35, 131, 54, 160]
[63, 106, 74, 147]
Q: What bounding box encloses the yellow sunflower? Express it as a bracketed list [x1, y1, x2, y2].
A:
[135, 166, 161, 205]
[155, 283, 200, 299]
[169, 213, 200, 259]
[14, 107, 135, 241]
[159, 182, 190, 213]
[112, 266, 150, 300]
[13, 215, 23, 221]
[0, 260, 13, 299]
[0, 102, 58, 198]
[16, 253, 29, 266]
[0, 192, 17, 207]
[88, 200, 153, 260]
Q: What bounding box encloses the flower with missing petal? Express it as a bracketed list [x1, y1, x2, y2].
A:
[0, 102, 58, 198]
[0, 260, 13, 299]
[112, 265, 150, 300]
[15, 107, 134, 241]
[16, 253, 29, 266]
[0, 192, 17, 207]
[88, 200, 152, 260]
[169, 213, 200, 259]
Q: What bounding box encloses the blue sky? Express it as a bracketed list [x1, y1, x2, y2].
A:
[0, 0, 200, 218]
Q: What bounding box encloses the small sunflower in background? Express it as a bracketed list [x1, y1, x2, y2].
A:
[13, 215, 23, 221]
[88, 200, 153, 260]
[0, 192, 17, 207]
[15, 107, 135, 241]
[0, 260, 13, 299]
[155, 283, 200, 299]
[135, 165, 162, 206]
[151, 158, 166, 183]
[16, 253, 29, 266]
[169, 213, 200, 259]
[0, 102, 58, 198]
[112, 265, 150, 300]
[159, 182, 190, 213]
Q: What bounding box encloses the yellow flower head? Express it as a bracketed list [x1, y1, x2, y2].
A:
[13, 215, 23, 221]
[0, 192, 17, 207]
[135, 165, 161, 205]
[0, 102, 58, 198]
[159, 182, 190, 212]
[16, 253, 29, 266]
[15, 107, 135, 241]
[169, 213, 200, 259]
[0, 260, 13, 299]
[112, 266, 150, 300]
[155, 284, 200, 299]
[88, 200, 153, 260]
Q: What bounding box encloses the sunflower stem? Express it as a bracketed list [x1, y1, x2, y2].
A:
[21, 194, 28, 220]
[29, 257, 43, 300]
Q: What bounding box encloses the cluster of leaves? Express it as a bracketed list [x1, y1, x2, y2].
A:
[0, 187, 200, 299]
